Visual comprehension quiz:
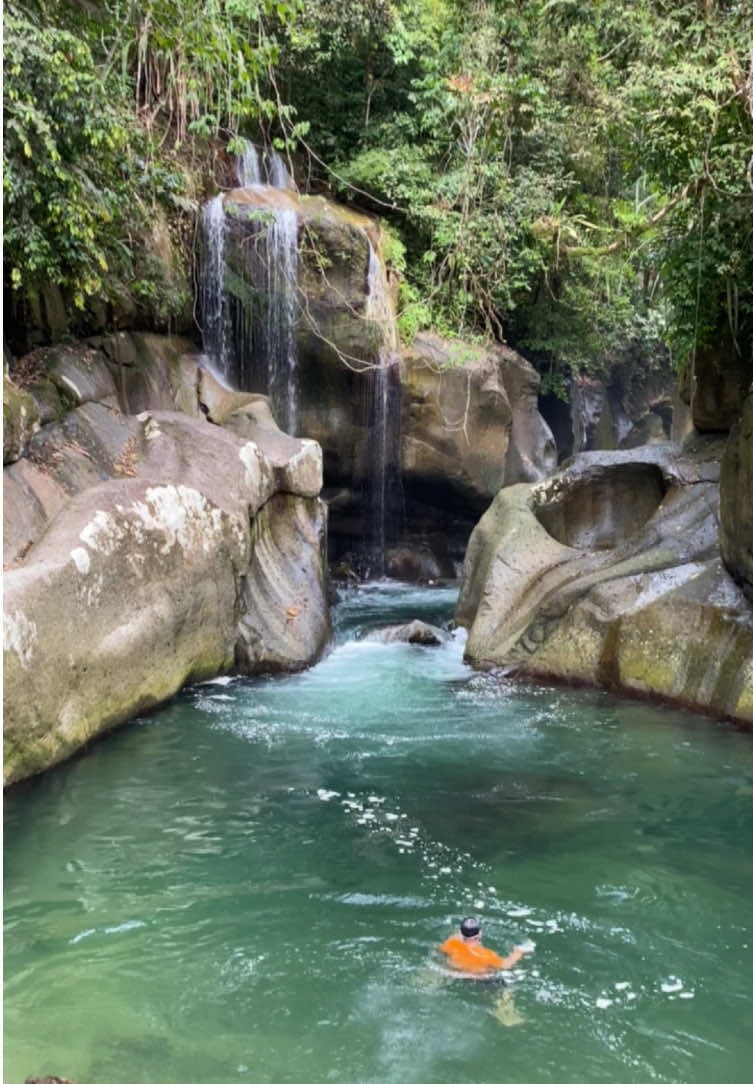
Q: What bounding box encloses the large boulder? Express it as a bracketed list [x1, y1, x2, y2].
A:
[400, 333, 555, 508]
[3, 405, 329, 785]
[98, 331, 201, 416]
[457, 441, 753, 721]
[720, 390, 753, 600]
[396, 333, 555, 570]
[399, 335, 513, 513]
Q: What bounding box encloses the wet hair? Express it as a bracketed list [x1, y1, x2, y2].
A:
[460, 916, 481, 938]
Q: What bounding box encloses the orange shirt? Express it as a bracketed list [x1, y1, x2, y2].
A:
[438, 935, 505, 974]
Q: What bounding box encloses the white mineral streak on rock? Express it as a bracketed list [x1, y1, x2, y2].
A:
[143, 416, 163, 441]
[4, 611, 38, 669]
[131, 485, 219, 555]
[80, 509, 124, 555]
[59, 374, 83, 400]
[70, 547, 91, 574]
[239, 441, 263, 493]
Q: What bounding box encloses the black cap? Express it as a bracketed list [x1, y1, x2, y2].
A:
[460, 916, 481, 938]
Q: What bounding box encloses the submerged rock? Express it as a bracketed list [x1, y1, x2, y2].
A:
[457, 441, 753, 721]
[362, 620, 450, 645]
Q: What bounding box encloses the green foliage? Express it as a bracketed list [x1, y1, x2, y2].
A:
[3, 0, 296, 336]
[279, 0, 752, 383]
[5, 0, 752, 390]
[4, 8, 130, 305]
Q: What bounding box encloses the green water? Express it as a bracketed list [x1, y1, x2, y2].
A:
[5, 583, 753, 1084]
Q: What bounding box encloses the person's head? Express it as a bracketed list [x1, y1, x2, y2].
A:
[460, 916, 481, 941]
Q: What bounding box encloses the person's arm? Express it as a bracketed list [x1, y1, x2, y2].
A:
[499, 946, 525, 969]
[499, 939, 535, 969]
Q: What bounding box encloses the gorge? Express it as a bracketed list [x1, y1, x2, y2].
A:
[4, 3, 753, 1081]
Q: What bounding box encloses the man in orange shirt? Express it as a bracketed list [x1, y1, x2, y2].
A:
[439, 916, 531, 977]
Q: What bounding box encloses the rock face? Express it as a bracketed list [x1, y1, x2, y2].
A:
[400, 333, 555, 509]
[394, 333, 556, 571]
[689, 341, 749, 432]
[211, 189, 557, 567]
[3, 377, 40, 464]
[541, 361, 678, 462]
[720, 390, 753, 600]
[457, 441, 753, 721]
[3, 341, 330, 786]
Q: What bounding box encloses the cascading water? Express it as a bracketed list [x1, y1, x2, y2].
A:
[236, 141, 292, 190]
[360, 242, 401, 576]
[267, 151, 292, 190]
[256, 206, 299, 434]
[200, 141, 299, 431]
[237, 141, 263, 187]
[200, 194, 229, 380]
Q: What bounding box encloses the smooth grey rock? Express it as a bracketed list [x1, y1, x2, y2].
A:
[236, 494, 330, 673]
[99, 331, 200, 416]
[3, 401, 328, 785]
[47, 343, 118, 405]
[457, 441, 753, 721]
[362, 619, 450, 645]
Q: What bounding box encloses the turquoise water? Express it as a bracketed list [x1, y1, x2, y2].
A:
[5, 583, 753, 1084]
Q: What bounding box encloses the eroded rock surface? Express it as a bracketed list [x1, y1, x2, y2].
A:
[457, 441, 753, 721]
[3, 344, 330, 785]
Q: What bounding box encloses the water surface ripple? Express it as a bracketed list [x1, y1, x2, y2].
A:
[5, 583, 753, 1083]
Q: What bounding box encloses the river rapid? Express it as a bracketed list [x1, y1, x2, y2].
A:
[5, 583, 753, 1083]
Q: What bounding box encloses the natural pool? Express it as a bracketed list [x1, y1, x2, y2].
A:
[5, 583, 753, 1083]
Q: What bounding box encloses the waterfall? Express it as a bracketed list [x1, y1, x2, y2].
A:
[268, 151, 293, 190]
[258, 207, 299, 434]
[201, 194, 229, 381]
[200, 141, 299, 431]
[237, 142, 263, 187]
[361, 242, 401, 577]
[235, 141, 292, 190]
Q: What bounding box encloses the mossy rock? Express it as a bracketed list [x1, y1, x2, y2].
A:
[3, 377, 40, 464]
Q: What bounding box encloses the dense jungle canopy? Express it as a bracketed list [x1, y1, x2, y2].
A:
[4, 0, 753, 389]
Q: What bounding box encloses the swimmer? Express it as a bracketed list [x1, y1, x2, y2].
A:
[439, 916, 531, 977]
[438, 917, 534, 1027]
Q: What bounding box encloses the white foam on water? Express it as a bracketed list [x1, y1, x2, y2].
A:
[660, 977, 683, 993]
